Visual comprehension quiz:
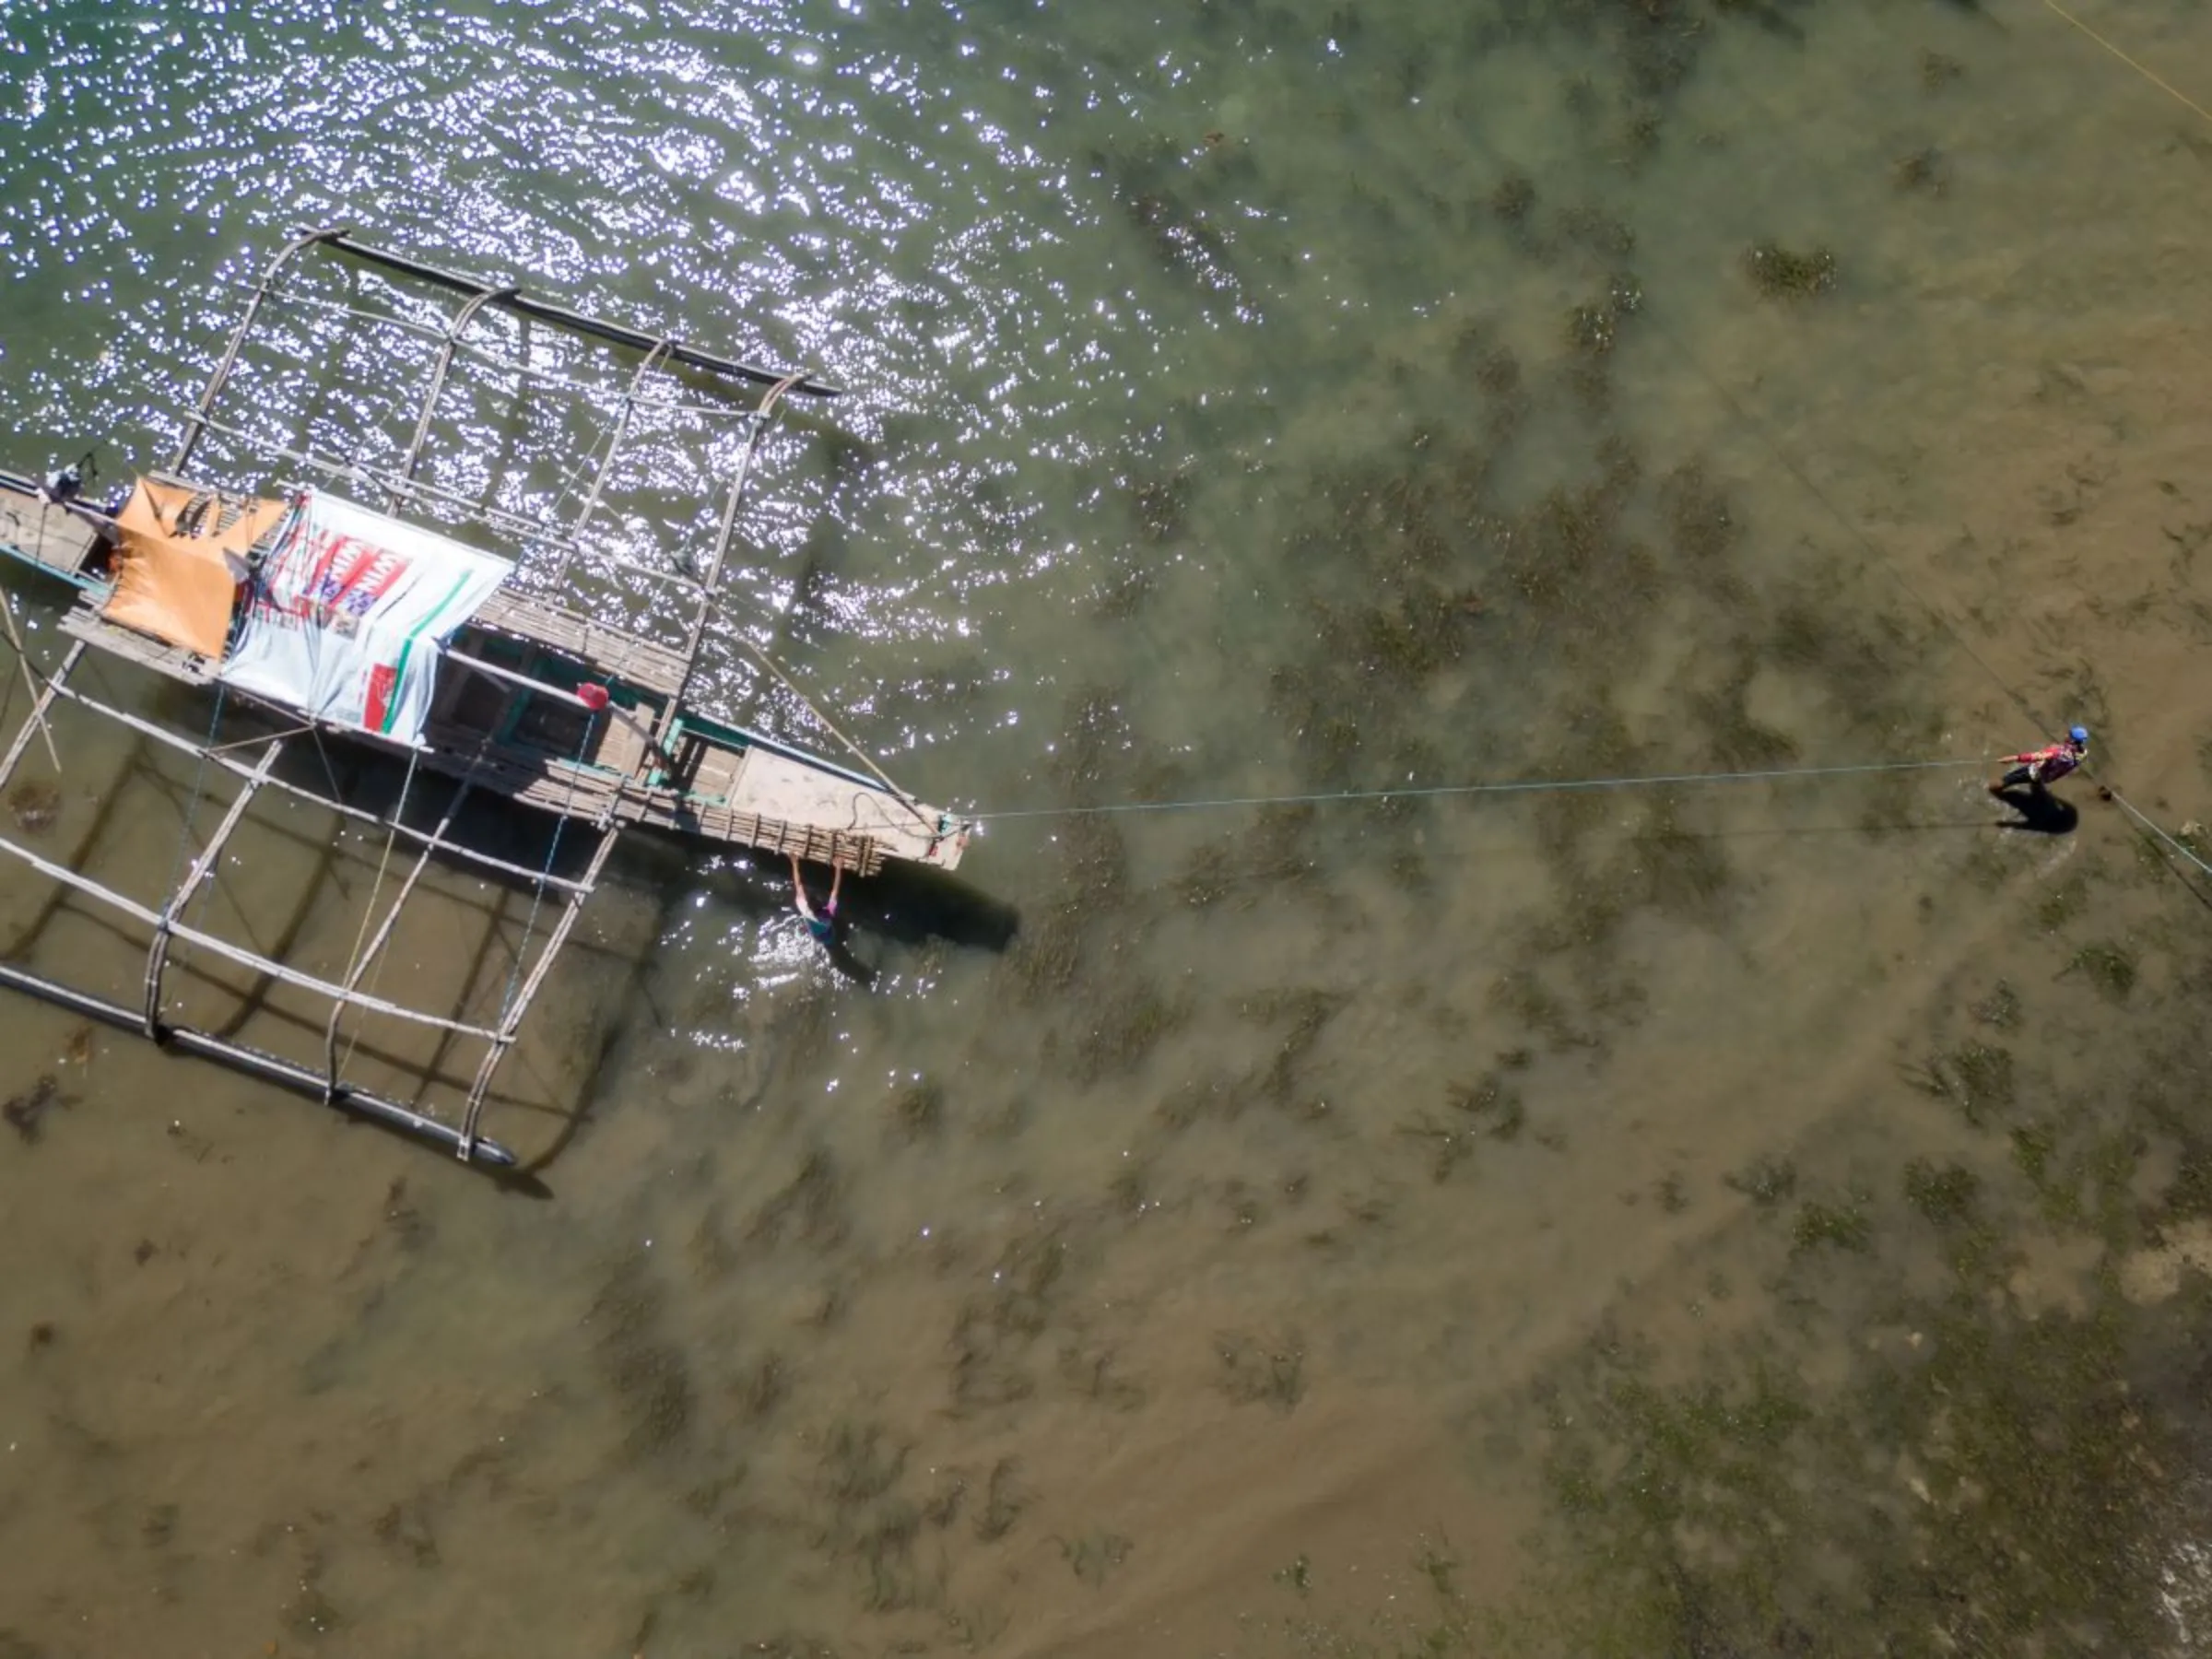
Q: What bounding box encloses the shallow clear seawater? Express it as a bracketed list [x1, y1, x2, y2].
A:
[6, 1, 2212, 1653]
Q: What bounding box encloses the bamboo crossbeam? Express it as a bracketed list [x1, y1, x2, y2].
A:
[0, 596, 61, 772]
[143, 736, 286, 1037]
[324, 776, 475, 1102]
[182, 421, 719, 606]
[392, 283, 517, 503]
[553, 337, 671, 586]
[174, 227, 350, 474]
[558, 548, 702, 591]
[216, 279, 451, 345]
[0, 961, 519, 1170]
[0, 829, 503, 1039]
[457, 825, 618, 1157]
[653, 378, 796, 754]
[317, 231, 842, 397]
[186, 414, 572, 550]
[209, 279, 778, 423]
[0, 641, 84, 794]
[39, 677, 593, 895]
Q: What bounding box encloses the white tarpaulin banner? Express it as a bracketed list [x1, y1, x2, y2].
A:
[220, 489, 512, 746]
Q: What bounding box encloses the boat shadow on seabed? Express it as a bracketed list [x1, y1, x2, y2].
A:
[624, 830, 1020, 958]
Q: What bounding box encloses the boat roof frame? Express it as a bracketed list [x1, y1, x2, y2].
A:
[170, 225, 837, 606]
[0, 229, 861, 1177]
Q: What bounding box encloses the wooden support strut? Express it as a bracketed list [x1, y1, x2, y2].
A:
[0, 824, 503, 1041]
[172, 226, 351, 475]
[456, 824, 618, 1160]
[322, 776, 475, 1104]
[143, 737, 287, 1040]
[652, 376, 803, 757]
[0, 641, 83, 796]
[390, 283, 517, 505]
[37, 675, 591, 895]
[550, 336, 672, 588]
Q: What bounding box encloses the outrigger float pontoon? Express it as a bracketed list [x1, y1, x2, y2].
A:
[0, 228, 972, 1171]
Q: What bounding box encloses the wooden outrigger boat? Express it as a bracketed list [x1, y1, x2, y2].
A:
[0, 228, 973, 1171]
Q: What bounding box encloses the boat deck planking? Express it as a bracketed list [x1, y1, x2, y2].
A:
[59, 596, 218, 683]
[474, 589, 691, 699]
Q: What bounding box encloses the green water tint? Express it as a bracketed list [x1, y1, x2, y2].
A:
[5, 0, 2212, 1651]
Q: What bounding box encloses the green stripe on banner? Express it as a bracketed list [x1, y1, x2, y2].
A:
[380, 571, 476, 735]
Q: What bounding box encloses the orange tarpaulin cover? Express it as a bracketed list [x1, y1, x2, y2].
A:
[102, 478, 289, 659]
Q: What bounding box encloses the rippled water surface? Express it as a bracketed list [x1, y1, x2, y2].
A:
[6, 1, 2212, 1653]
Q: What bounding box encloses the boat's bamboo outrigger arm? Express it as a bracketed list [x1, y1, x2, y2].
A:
[551, 336, 673, 587]
[172, 228, 839, 596]
[457, 822, 620, 1162]
[315, 232, 842, 397]
[0, 641, 84, 790]
[0, 641, 523, 1168]
[322, 769, 483, 1106]
[16, 840, 503, 1041]
[652, 373, 803, 757]
[172, 226, 354, 475]
[641, 375, 947, 847]
[38, 672, 592, 896]
[391, 283, 519, 502]
[142, 735, 287, 1039]
[0, 229, 932, 1173]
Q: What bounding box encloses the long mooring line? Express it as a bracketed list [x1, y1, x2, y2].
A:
[973, 757, 1991, 822]
[2041, 0, 2212, 128]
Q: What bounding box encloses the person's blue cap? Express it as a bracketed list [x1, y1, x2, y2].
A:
[2069, 725, 2089, 745]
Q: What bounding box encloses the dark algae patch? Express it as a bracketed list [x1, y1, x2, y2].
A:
[1512, 1285, 2199, 1658]
[1901, 1159, 1979, 1226]
[1724, 1155, 1797, 1206]
[1488, 930, 2212, 1659]
[1789, 1194, 1872, 1254]
[1744, 240, 1838, 298]
[2065, 939, 2138, 1002]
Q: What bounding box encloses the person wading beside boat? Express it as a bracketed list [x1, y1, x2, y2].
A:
[789, 851, 843, 945]
[1989, 726, 2088, 794]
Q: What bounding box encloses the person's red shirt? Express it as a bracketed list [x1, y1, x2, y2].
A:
[2007, 742, 2083, 783]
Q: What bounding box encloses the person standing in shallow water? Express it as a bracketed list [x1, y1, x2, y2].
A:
[789, 850, 842, 945]
[1990, 725, 2088, 794]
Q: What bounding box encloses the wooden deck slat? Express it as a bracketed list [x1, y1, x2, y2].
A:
[472, 590, 689, 698]
[723, 747, 949, 866]
[600, 784, 888, 875]
[590, 712, 652, 781]
[422, 718, 885, 872]
[59, 601, 218, 685]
